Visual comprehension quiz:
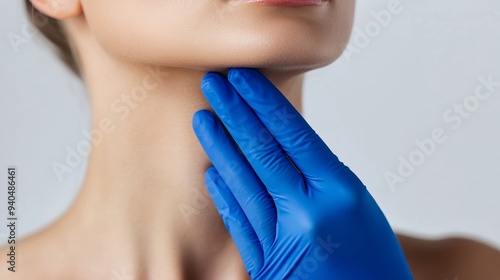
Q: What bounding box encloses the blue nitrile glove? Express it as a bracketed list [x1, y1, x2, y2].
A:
[192, 68, 413, 280]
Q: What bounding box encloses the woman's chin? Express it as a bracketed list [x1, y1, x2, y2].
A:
[152, 41, 345, 75]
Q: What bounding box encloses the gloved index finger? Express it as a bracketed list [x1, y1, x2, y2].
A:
[227, 68, 344, 182]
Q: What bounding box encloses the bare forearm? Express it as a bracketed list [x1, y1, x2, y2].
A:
[443, 237, 500, 279]
[398, 234, 500, 279]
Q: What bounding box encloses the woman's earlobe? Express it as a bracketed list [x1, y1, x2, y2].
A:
[30, 0, 82, 20]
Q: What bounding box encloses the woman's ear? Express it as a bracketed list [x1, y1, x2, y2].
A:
[30, 0, 82, 20]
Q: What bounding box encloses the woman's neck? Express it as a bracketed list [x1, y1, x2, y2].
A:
[51, 52, 305, 279]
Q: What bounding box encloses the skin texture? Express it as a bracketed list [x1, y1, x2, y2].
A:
[77, 0, 354, 72]
[1, 0, 499, 279]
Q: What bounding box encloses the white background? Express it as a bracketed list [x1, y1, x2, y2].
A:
[1, 0, 499, 249]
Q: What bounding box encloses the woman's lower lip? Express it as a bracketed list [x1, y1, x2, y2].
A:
[231, 0, 327, 6]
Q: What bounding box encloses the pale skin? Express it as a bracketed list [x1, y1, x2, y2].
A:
[1, 0, 499, 279]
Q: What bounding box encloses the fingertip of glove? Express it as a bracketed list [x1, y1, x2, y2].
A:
[205, 166, 218, 178]
[206, 167, 225, 187]
[227, 68, 245, 84]
[205, 166, 216, 182]
[228, 68, 262, 84]
[204, 167, 221, 196]
[201, 72, 224, 92]
[192, 110, 215, 131]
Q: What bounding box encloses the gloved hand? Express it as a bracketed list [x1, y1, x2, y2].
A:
[192, 68, 413, 280]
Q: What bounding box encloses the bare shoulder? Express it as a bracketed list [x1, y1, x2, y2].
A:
[397, 234, 500, 279]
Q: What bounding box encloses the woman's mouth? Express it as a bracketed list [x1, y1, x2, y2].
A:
[230, 0, 327, 6]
